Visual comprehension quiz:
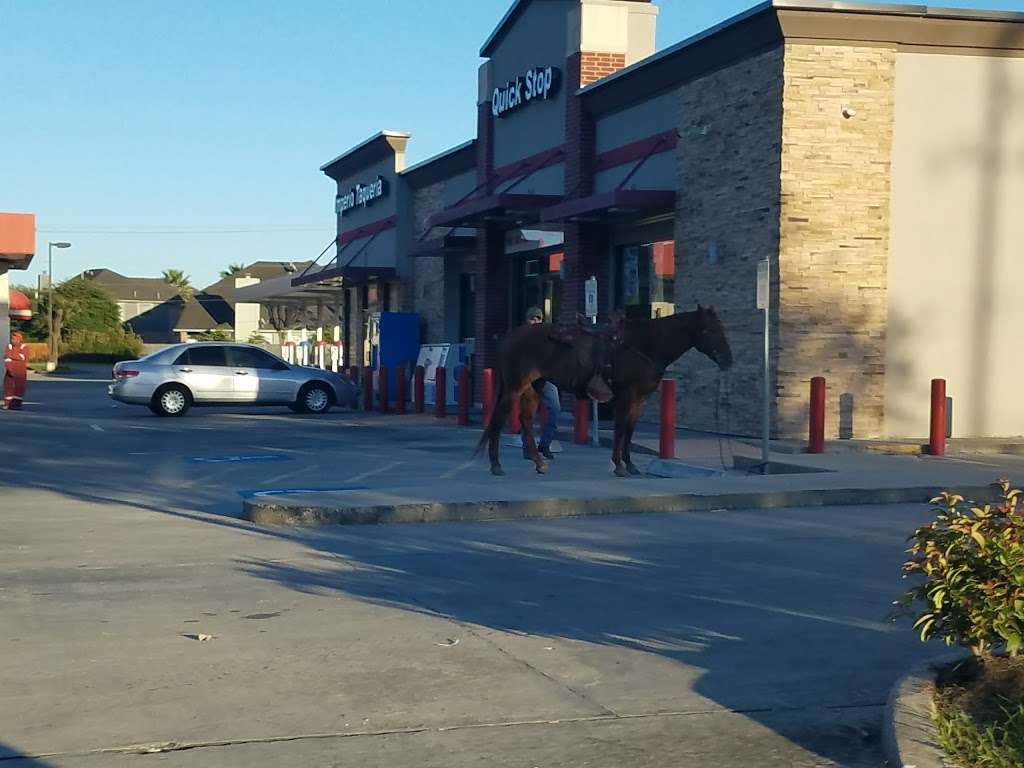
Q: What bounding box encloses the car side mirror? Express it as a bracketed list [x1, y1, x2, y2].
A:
[274, 362, 290, 371]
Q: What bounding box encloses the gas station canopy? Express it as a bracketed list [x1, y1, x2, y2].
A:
[0, 213, 35, 269]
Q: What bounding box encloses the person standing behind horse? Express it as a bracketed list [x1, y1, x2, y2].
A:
[3, 330, 29, 410]
[524, 306, 561, 460]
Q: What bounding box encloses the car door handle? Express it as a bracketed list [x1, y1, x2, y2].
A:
[234, 371, 249, 375]
[179, 368, 193, 373]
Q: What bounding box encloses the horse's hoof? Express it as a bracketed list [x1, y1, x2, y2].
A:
[626, 463, 642, 476]
[491, 465, 505, 476]
[536, 462, 549, 475]
[613, 466, 630, 478]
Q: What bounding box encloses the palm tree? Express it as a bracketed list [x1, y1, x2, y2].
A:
[220, 263, 246, 279]
[161, 269, 194, 300]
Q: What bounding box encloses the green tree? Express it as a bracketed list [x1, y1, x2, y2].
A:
[162, 269, 194, 299]
[220, 263, 246, 279]
[27, 277, 123, 353]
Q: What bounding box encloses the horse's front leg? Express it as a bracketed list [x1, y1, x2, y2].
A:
[519, 388, 547, 475]
[612, 396, 630, 478]
[623, 396, 648, 476]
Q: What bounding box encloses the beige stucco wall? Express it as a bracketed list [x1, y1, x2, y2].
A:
[886, 51, 1024, 438]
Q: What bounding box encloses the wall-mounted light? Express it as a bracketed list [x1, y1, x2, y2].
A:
[842, 106, 857, 119]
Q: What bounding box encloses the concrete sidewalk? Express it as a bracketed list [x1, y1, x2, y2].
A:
[244, 420, 1024, 525]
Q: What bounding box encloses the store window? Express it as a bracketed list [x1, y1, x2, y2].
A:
[459, 273, 476, 341]
[516, 250, 563, 323]
[616, 241, 675, 319]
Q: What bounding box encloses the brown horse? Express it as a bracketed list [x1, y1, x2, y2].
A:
[479, 317, 614, 476]
[609, 305, 733, 477]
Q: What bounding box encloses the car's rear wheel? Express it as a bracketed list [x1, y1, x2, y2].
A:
[296, 382, 333, 414]
[151, 384, 191, 417]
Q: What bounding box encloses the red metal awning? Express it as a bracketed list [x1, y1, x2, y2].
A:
[9, 287, 32, 320]
[427, 193, 562, 229]
[406, 233, 476, 258]
[540, 190, 676, 224]
[291, 264, 397, 288]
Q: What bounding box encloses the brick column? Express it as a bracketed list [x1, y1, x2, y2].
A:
[560, 52, 614, 323]
[473, 99, 505, 398]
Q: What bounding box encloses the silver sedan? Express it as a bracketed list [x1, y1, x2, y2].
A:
[108, 342, 359, 417]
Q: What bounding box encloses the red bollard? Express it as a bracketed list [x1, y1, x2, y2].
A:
[414, 366, 425, 414]
[574, 398, 589, 445]
[395, 365, 407, 415]
[362, 368, 373, 411]
[458, 367, 470, 426]
[929, 378, 947, 457]
[482, 368, 495, 427]
[660, 379, 677, 460]
[506, 394, 521, 434]
[808, 376, 826, 454]
[434, 368, 446, 421]
[435, 367, 447, 418]
[379, 367, 389, 414]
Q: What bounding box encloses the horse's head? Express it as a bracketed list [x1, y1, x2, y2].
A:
[694, 304, 733, 370]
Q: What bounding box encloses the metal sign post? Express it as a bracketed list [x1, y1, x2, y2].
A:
[584, 275, 599, 448]
[756, 259, 771, 468]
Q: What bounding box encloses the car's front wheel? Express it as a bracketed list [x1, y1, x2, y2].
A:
[151, 384, 191, 417]
[296, 382, 333, 415]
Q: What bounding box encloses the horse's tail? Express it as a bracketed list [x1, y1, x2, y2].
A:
[475, 367, 506, 457]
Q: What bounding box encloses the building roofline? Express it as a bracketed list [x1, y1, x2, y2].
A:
[481, 0, 529, 57]
[400, 139, 477, 186]
[319, 130, 412, 177]
[579, 0, 1024, 112]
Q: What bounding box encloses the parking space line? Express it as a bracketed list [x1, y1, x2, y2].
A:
[263, 464, 319, 486]
[345, 461, 404, 483]
[439, 459, 477, 480]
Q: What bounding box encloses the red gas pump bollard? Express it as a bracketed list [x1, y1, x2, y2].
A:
[482, 368, 495, 428]
[362, 368, 373, 412]
[435, 367, 447, 419]
[378, 367, 389, 414]
[659, 379, 677, 460]
[929, 379, 947, 457]
[414, 366, 425, 414]
[395, 365, 407, 415]
[808, 377, 826, 454]
[574, 398, 589, 445]
[458, 367, 470, 426]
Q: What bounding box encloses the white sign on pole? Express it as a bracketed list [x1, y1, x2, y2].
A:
[584, 275, 598, 320]
[756, 260, 770, 310]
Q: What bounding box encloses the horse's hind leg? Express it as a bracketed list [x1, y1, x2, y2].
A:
[519, 388, 547, 475]
[612, 398, 630, 478]
[489, 393, 514, 476]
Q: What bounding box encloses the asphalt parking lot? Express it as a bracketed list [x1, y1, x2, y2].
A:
[0, 371, 952, 766]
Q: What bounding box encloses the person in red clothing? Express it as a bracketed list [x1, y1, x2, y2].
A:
[3, 330, 28, 410]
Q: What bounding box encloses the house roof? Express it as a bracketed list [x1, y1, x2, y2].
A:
[80, 269, 177, 302]
[172, 299, 223, 332]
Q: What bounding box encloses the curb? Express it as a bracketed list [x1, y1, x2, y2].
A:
[243, 483, 1005, 527]
[882, 654, 965, 768]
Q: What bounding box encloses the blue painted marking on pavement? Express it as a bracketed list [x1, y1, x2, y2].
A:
[189, 454, 292, 465]
[238, 485, 370, 499]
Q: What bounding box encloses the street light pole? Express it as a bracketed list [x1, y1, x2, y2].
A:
[47, 242, 71, 370]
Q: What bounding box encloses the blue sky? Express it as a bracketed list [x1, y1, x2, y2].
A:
[3, 0, 1023, 289]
